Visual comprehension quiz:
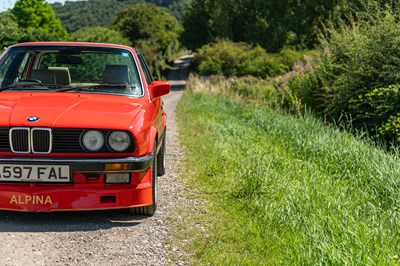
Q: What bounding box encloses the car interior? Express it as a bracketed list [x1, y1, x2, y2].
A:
[30, 67, 72, 85]
[29, 64, 130, 86]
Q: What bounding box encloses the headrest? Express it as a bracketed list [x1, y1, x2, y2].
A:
[48, 67, 71, 85]
[103, 65, 130, 84]
[30, 70, 56, 84]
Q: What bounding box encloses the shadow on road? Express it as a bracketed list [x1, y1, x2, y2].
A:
[0, 209, 147, 232]
[167, 55, 193, 91]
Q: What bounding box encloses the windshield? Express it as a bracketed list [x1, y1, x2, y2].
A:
[0, 46, 143, 96]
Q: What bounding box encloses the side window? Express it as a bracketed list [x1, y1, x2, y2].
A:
[0, 51, 31, 88]
[137, 52, 153, 84]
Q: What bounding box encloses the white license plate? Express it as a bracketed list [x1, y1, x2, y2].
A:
[0, 164, 70, 182]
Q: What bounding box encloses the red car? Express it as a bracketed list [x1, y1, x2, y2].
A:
[0, 42, 170, 215]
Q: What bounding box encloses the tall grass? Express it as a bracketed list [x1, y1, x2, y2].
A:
[175, 78, 400, 265]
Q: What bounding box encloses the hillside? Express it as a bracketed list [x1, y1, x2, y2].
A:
[51, 0, 191, 32]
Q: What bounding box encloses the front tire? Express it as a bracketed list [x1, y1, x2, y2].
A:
[129, 141, 158, 216]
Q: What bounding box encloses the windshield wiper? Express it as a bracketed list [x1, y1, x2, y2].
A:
[56, 86, 82, 92]
[0, 82, 65, 92]
[57, 84, 136, 92]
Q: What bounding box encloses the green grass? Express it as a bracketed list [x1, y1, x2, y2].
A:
[175, 89, 400, 265]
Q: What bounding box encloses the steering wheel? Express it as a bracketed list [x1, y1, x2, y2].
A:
[18, 79, 42, 83]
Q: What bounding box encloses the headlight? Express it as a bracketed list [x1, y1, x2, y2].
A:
[82, 130, 104, 151]
[108, 131, 131, 152]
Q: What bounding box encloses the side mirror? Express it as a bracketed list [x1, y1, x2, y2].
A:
[149, 81, 170, 98]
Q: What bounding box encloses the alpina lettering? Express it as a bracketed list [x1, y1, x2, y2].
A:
[10, 195, 52, 205]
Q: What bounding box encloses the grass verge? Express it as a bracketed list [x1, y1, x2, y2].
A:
[174, 81, 400, 265]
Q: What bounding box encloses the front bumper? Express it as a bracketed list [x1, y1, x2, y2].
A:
[0, 155, 154, 212]
[0, 155, 153, 174]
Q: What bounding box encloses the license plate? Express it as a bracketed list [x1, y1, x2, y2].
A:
[0, 164, 70, 182]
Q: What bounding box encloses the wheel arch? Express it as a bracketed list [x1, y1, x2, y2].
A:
[146, 125, 158, 154]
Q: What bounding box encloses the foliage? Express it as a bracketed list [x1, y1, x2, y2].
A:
[12, 0, 69, 40]
[167, 0, 192, 21]
[112, 3, 181, 53]
[194, 40, 304, 78]
[112, 3, 182, 78]
[51, 0, 191, 32]
[135, 39, 167, 79]
[273, 51, 338, 115]
[0, 10, 67, 49]
[379, 112, 400, 143]
[176, 85, 400, 264]
[19, 28, 68, 42]
[352, 85, 400, 142]
[71, 27, 131, 46]
[269, 2, 400, 144]
[317, 3, 400, 142]
[182, 0, 360, 52]
[0, 12, 24, 48]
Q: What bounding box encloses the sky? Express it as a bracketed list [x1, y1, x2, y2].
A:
[0, 0, 81, 12]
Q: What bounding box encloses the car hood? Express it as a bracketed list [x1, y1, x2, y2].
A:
[0, 93, 143, 129]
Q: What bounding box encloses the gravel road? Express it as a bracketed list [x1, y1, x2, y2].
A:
[0, 55, 193, 266]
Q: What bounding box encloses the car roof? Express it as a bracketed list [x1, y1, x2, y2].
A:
[8, 42, 134, 51]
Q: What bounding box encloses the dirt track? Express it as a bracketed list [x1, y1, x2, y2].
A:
[0, 55, 193, 266]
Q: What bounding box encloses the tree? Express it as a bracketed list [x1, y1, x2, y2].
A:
[0, 10, 67, 49]
[182, 0, 361, 52]
[0, 12, 23, 49]
[11, 0, 69, 40]
[51, 0, 192, 32]
[112, 3, 182, 77]
[182, 0, 233, 51]
[112, 3, 181, 52]
[167, 0, 193, 21]
[71, 27, 131, 46]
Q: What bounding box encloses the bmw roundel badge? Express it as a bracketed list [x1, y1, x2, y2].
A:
[27, 116, 39, 122]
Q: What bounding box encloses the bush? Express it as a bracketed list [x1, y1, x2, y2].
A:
[275, 3, 400, 143]
[379, 113, 400, 143]
[352, 85, 400, 143]
[273, 50, 338, 115]
[317, 4, 400, 141]
[194, 40, 303, 78]
[321, 8, 400, 122]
